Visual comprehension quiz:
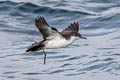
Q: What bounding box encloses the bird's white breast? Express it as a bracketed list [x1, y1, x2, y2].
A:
[44, 36, 78, 49]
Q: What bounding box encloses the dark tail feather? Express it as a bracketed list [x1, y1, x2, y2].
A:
[26, 41, 45, 52]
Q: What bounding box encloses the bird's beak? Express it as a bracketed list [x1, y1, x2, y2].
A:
[80, 36, 87, 39]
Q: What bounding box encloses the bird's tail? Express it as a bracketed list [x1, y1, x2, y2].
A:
[26, 41, 45, 53]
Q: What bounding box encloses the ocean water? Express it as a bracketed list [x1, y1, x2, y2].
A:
[0, 0, 120, 80]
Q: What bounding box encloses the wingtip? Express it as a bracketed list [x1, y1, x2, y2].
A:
[70, 21, 79, 24]
[73, 22, 79, 24]
[36, 16, 46, 21]
[68, 21, 79, 32]
[37, 16, 44, 19]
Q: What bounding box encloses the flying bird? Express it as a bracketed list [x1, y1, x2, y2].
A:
[26, 16, 86, 64]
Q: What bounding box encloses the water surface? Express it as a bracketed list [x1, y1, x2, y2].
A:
[0, 0, 120, 80]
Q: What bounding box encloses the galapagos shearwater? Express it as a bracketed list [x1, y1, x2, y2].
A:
[26, 16, 86, 64]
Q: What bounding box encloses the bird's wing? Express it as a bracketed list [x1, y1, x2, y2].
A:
[61, 22, 79, 33]
[60, 22, 79, 39]
[35, 16, 61, 39]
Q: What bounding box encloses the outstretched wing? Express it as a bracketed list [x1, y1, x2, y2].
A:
[60, 22, 79, 39]
[35, 16, 61, 39]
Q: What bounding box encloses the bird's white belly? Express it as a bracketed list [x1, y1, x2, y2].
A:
[44, 37, 77, 49]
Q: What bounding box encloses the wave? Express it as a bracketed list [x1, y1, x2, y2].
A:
[0, 1, 92, 16]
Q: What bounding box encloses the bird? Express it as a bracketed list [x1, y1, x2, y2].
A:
[26, 16, 86, 64]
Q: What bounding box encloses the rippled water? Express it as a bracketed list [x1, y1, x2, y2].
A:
[0, 0, 120, 80]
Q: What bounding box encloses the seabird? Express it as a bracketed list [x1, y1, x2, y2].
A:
[26, 16, 86, 64]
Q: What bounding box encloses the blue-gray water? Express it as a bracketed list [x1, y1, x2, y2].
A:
[0, 0, 120, 80]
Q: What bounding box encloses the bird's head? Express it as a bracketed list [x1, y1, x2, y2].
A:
[72, 32, 87, 39]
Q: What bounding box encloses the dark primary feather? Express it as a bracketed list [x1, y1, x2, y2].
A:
[61, 22, 79, 33]
[60, 22, 80, 39]
[35, 16, 60, 39]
